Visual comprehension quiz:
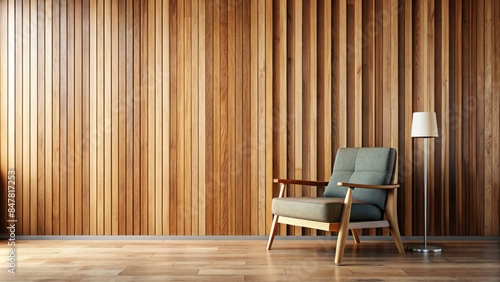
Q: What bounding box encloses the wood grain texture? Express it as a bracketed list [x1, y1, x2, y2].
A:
[1, 240, 500, 280]
[483, 0, 493, 235]
[265, 0, 273, 236]
[153, 0, 161, 236]
[67, 0, 75, 236]
[318, 0, 333, 201]
[14, 0, 23, 235]
[1, 0, 499, 237]
[29, 0, 38, 236]
[82, 0, 90, 235]
[402, 0, 413, 236]
[333, 0, 347, 151]
[285, 0, 302, 236]
[89, 0, 97, 235]
[75, 0, 83, 235]
[109, 0, 117, 236]
[362, 0, 375, 148]
[0, 0, 7, 236]
[21, 0, 30, 235]
[60, 0, 68, 236]
[198, 0, 206, 236]
[272, 0, 287, 236]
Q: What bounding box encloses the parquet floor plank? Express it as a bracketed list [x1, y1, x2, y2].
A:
[0, 239, 498, 280]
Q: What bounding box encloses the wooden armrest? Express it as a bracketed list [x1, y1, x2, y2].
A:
[337, 182, 400, 190]
[273, 179, 329, 187]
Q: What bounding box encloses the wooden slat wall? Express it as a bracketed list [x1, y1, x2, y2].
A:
[0, 0, 499, 236]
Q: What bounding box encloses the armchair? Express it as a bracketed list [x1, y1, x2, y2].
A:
[266, 147, 405, 264]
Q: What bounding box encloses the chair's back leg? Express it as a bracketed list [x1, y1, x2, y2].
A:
[387, 215, 405, 253]
[385, 190, 405, 254]
[351, 229, 361, 244]
[267, 215, 279, 250]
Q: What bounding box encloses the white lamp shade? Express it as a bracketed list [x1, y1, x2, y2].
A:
[411, 112, 438, 138]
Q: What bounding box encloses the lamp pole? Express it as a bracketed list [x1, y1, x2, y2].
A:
[407, 112, 441, 253]
[424, 138, 428, 249]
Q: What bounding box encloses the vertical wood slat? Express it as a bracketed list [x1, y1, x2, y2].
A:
[132, 0, 141, 235]
[233, 0, 243, 235]
[317, 0, 332, 236]
[168, 0, 176, 235]
[426, 0, 436, 235]
[483, 0, 493, 235]
[146, 0, 154, 235]
[184, 0, 192, 236]
[265, 0, 273, 235]
[286, 0, 302, 236]
[140, 0, 147, 235]
[176, 0, 185, 235]
[241, 0, 249, 235]
[29, 0, 38, 235]
[403, 0, 413, 236]
[107, 0, 115, 236]
[153, 0, 161, 236]
[0, 0, 7, 234]
[161, 0, 170, 235]
[212, 0, 220, 236]
[67, 0, 75, 236]
[129, 1, 142, 235]
[193, 2, 203, 236]
[333, 0, 347, 151]
[227, 0, 236, 236]
[191, 0, 199, 236]
[249, 0, 258, 236]
[75, 0, 83, 235]
[490, 0, 500, 235]
[4, 0, 15, 234]
[302, 0, 318, 236]
[436, 0, 450, 235]
[118, 0, 128, 235]
[203, 0, 213, 235]
[14, 0, 23, 235]
[82, 0, 90, 236]
[96, 0, 104, 236]
[272, 0, 286, 236]
[412, 0, 424, 235]
[125, 0, 134, 235]
[257, 0, 267, 237]
[60, 0, 68, 236]
[21, 0, 30, 236]
[353, 0, 362, 147]
[362, 0, 375, 147]
[388, 0, 399, 236]
[473, 0, 485, 236]
[454, 0, 464, 235]
[1, 0, 500, 237]
[7, 0, 15, 174]
[89, 0, 96, 235]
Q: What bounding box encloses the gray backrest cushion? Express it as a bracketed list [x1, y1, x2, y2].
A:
[323, 148, 396, 210]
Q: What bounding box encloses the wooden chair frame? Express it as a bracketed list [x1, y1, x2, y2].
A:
[266, 156, 405, 264]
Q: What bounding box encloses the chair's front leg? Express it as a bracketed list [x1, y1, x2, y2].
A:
[267, 183, 286, 251]
[335, 187, 354, 264]
[267, 215, 279, 250]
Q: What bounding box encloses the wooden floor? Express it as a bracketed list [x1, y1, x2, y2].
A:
[0, 238, 499, 281]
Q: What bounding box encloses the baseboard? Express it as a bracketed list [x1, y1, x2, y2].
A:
[10, 235, 500, 241]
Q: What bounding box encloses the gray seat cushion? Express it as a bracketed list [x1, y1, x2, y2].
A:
[272, 197, 383, 223]
[323, 147, 396, 210]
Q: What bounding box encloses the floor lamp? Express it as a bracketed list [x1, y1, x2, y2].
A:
[408, 112, 442, 253]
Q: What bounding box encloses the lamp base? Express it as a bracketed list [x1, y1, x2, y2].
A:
[406, 245, 442, 253]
